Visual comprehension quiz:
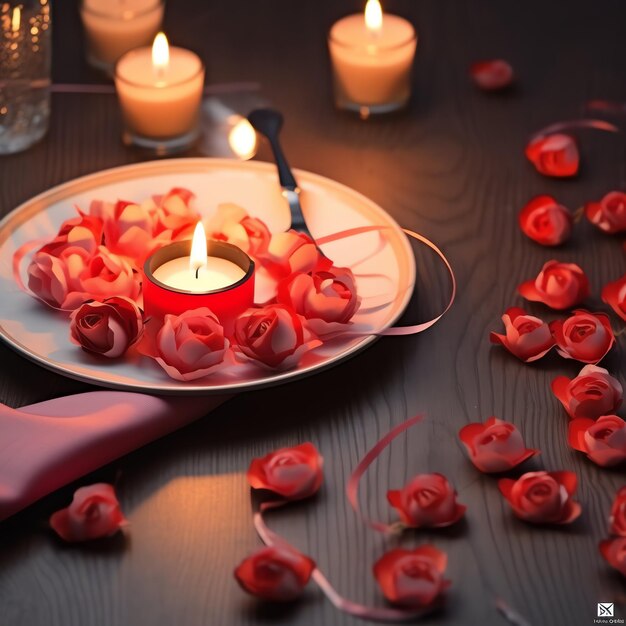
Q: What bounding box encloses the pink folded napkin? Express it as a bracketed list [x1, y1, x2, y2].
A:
[0, 391, 228, 521]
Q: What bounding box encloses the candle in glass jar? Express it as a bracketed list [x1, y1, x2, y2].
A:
[328, 0, 417, 116]
[153, 256, 246, 292]
[114, 32, 205, 153]
[80, 0, 164, 72]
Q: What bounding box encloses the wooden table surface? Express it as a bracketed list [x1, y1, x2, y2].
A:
[1, 1, 626, 625]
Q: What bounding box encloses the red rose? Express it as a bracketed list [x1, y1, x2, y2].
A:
[550, 310, 615, 364]
[518, 260, 589, 310]
[470, 59, 513, 91]
[599, 537, 626, 576]
[585, 191, 626, 234]
[233, 304, 321, 370]
[386, 474, 465, 529]
[153, 308, 229, 381]
[525, 133, 579, 178]
[489, 307, 554, 362]
[264, 230, 327, 278]
[518, 195, 572, 246]
[602, 274, 626, 321]
[207, 203, 271, 258]
[373, 546, 450, 608]
[247, 442, 323, 500]
[568, 415, 626, 467]
[609, 487, 626, 536]
[277, 265, 360, 338]
[498, 471, 581, 524]
[49, 483, 127, 542]
[459, 417, 538, 473]
[551, 365, 622, 420]
[70, 296, 144, 358]
[234, 546, 316, 601]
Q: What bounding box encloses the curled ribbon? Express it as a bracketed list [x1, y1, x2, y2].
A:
[530, 118, 619, 140]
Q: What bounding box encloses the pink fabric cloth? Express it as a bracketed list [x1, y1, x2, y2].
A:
[0, 391, 228, 521]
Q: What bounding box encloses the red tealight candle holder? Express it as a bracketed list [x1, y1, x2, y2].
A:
[142, 239, 255, 333]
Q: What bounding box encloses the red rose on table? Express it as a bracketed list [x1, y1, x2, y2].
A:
[518, 260, 589, 310]
[70, 296, 144, 358]
[49, 483, 127, 542]
[525, 133, 579, 178]
[153, 308, 229, 381]
[233, 304, 321, 370]
[609, 487, 626, 536]
[264, 230, 327, 277]
[247, 442, 323, 500]
[277, 265, 360, 338]
[470, 59, 513, 91]
[585, 191, 626, 234]
[551, 365, 622, 420]
[387, 474, 465, 529]
[207, 203, 271, 258]
[550, 310, 615, 364]
[602, 274, 626, 322]
[489, 307, 554, 362]
[459, 417, 538, 473]
[234, 546, 316, 601]
[498, 471, 581, 524]
[599, 537, 626, 576]
[518, 195, 572, 246]
[373, 545, 450, 608]
[568, 415, 626, 467]
[78, 246, 141, 305]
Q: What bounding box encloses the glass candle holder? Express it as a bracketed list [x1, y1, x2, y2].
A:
[80, 0, 164, 74]
[114, 41, 205, 155]
[0, 0, 51, 155]
[328, 13, 417, 118]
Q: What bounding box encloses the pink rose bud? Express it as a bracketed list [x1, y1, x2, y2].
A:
[518, 260, 590, 310]
[518, 195, 572, 246]
[585, 191, 626, 234]
[602, 273, 626, 322]
[525, 133, 579, 178]
[568, 415, 626, 467]
[489, 307, 554, 362]
[550, 310, 615, 364]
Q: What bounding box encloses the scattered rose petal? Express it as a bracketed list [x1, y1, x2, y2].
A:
[609, 487, 626, 536]
[70, 296, 144, 358]
[525, 133, 579, 178]
[518, 260, 589, 310]
[568, 415, 626, 467]
[234, 546, 315, 601]
[458, 417, 538, 473]
[49, 483, 127, 542]
[387, 473, 466, 528]
[599, 537, 626, 576]
[551, 365, 622, 420]
[550, 310, 615, 364]
[489, 307, 554, 362]
[602, 274, 626, 322]
[498, 471, 581, 524]
[233, 304, 322, 370]
[263, 230, 329, 278]
[373, 545, 450, 608]
[585, 191, 626, 234]
[247, 442, 323, 501]
[518, 195, 572, 246]
[470, 59, 514, 91]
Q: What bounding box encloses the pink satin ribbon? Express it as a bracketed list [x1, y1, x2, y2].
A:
[530, 118, 619, 139]
[0, 391, 228, 521]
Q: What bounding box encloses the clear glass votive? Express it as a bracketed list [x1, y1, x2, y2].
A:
[80, 0, 164, 74]
[328, 14, 417, 118]
[0, 0, 51, 155]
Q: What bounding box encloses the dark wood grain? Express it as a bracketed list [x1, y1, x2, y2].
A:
[1, 1, 626, 625]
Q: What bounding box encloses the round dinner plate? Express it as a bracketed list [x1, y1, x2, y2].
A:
[0, 158, 415, 394]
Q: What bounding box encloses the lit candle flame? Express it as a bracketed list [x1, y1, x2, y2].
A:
[190, 222, 208, 278]
[152, 32, 169, 77]
[364, 0, 383, 32]
[11, 6, 21, 33]
[228, 117, 257, 160]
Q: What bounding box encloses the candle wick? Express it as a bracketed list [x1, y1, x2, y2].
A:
[195, 266, 200, 279]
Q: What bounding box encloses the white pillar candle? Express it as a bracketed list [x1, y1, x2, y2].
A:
[328, 0, 417, 115]
[80, 0, 164, 71]
[114, 33, 204, 145]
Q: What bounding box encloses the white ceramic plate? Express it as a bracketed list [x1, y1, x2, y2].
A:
[0, 158, 415, 394]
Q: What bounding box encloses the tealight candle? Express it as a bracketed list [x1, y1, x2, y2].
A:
[143, 223, 255, 332]
[328, 0, 417, 117]
[114, 32, 205, 154]
[80, 0, 164, 73]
